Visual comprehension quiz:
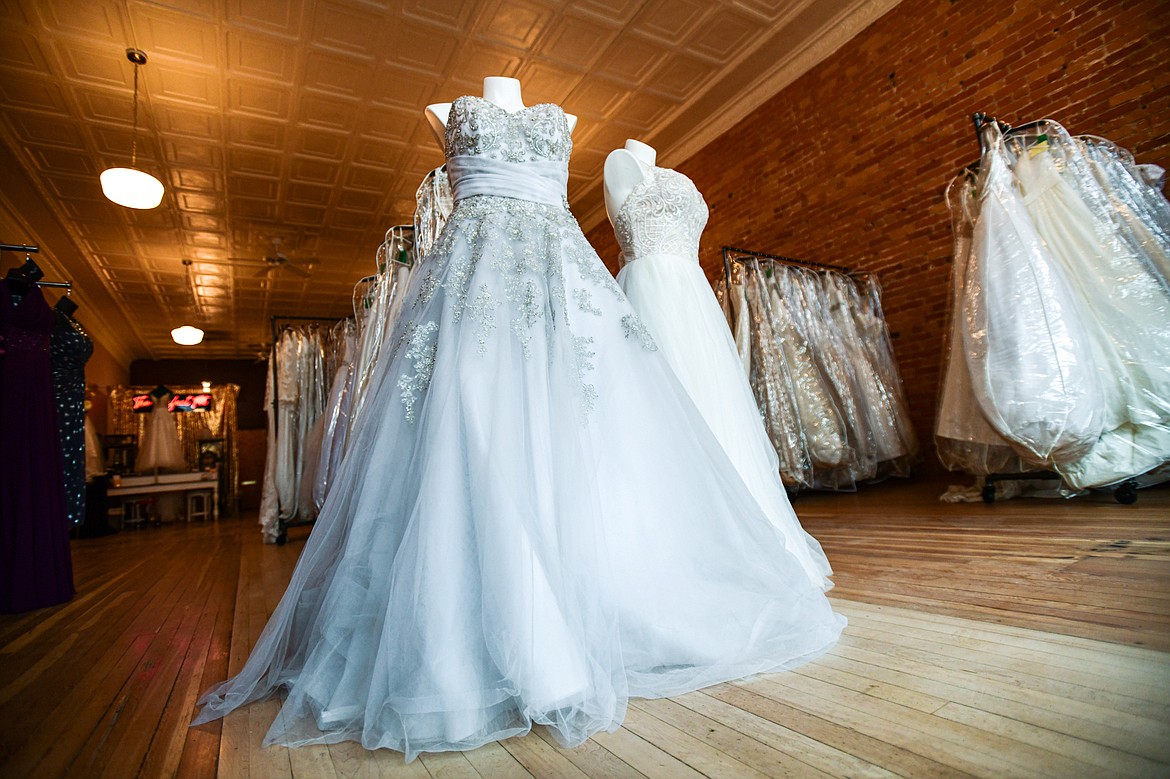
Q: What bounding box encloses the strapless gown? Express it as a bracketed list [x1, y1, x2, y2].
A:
[192, 96, 844, 760]
[612, 163, 832, 587]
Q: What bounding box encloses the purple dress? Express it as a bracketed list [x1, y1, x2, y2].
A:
[0, 279, 74, 612]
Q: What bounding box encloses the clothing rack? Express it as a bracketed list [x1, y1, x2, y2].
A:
[1, 242, 72, 292]
[269, 314, 346, 544]
[721, 246, 851, 289]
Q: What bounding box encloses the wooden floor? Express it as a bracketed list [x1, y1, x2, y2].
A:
[1, 478, 1168, 778]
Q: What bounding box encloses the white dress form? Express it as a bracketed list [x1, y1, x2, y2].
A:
[605, 140, 833, 589]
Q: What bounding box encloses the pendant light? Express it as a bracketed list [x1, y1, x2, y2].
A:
[171, 325, 204, 345]
[171, 260, 203, 345]
[100, 48, 164, 209]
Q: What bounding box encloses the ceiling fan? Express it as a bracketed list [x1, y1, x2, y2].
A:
[251, 238, 312, 278]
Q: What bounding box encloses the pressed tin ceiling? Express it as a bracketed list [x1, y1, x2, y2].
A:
[0, 0, 897, 362]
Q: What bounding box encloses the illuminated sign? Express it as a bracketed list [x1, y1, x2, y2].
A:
[132, 394, 154, 412]
[168, 393, 213, 412]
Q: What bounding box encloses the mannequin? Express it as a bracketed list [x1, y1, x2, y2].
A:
[603, 139, 657, 225]
[425, 76, 578, 149]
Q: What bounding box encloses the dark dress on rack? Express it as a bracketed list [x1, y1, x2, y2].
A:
[0, 280, 74, 612]
[51, 309, 93, 529]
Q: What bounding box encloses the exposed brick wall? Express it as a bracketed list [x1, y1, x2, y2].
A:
[586, 0, 1170, 473]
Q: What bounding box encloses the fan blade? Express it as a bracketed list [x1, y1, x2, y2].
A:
[252, 266, 274, 278]
[284, 262, 311, 278]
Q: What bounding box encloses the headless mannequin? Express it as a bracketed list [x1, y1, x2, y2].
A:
[424, 76, 578, 150]
[603, 139, 657, 226]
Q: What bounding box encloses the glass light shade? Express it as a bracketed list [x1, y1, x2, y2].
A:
[100, 166, 164, 209]
[171, 325, 204, 345]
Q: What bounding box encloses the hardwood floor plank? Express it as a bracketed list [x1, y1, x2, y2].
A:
[631, 697, 837, 779]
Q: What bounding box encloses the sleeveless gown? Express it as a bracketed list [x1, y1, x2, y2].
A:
[613, 164, 832, 587]
[192, 96, 844, 760]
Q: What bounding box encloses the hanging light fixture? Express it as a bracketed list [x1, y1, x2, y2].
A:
[171, 325, 204, 345]
[100, 48, 164, 209]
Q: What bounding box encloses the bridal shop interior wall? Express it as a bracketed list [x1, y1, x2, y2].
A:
[586, 0, 1169, 472]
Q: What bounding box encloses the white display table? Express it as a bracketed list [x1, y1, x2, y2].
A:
[108, 471, 219, 523]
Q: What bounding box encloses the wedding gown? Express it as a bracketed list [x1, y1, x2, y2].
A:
[193, 96, 844, 760]
[137, 394, 185, 472]
[612, 163, 831, 587]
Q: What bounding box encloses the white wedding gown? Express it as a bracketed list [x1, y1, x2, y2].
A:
[612, 163, 832, 588]
[192, 96, 844, 760]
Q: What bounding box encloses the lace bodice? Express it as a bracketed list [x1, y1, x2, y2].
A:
[444, 96, 572, 163]
[613, 166, 709, 264]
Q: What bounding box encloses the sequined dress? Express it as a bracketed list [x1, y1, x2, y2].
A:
[51, 310, 93, 528]
[613, 163, 832, 588]
[192, 96, 844, 760]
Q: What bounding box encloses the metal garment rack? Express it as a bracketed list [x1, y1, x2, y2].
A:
[721, 245, 851, 289]
[1, 242, 72, 291]
[269, 314, 346, 544]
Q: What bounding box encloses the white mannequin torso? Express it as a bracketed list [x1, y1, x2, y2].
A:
[425, 76, 578, 150]
[604, 139, 658, 225]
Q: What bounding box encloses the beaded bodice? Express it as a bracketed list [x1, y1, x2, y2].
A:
[444, 96, 572, 163]
[613, 166, 709, 264]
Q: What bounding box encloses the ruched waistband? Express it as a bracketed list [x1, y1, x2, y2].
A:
[447, 155, 568, 207]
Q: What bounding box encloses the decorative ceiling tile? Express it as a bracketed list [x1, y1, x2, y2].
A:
[5, 111, 87, 150]
[537, 13, 619, 70]
[227, 147, 282, 176]
[228, 77, 292, 119]
[155, 105, 223, 140]
[298, 92, 362, 132]
[368, 65, 439, 111]
[286, 182, 332, 206]
[304, 49, 375, 99]
[293, 126, 350, 161]
[226, 0, 304, 39]
[310, 1, 386, 60]
[0, 75, 70, 114]
[592, 34, 668, 87]
[130, 4, 224, 68]
[0, 31, 54, 73]
[644, 53, 716, 100]
[382, 22, 460, 78]
[35, 0, 127, 44]
[512, 60, 583, 107]
[228, 115, 286, 149]
[567, 0, 645, 26]
[163, 138, 222, 167]
[442, 45, 521, 94]
[352, 137, 406, 169]
[475, 0, 555, 49]
[55, 42, 134, 89]
[565, 76, 629, 120]
[685, 8, 762, 64]
[146, 66, 223, 110]
[401, 0, 479, 32]
[731, 0, 807, 23]
[629, 0, 711, 43]
[226, 29, 299, 81]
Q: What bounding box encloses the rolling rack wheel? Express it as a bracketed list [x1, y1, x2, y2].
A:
[277, 530, 288, 545]
[981, 484, 997, 504]
[1113, 479, 1139, 505]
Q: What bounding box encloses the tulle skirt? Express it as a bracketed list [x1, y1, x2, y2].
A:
[193, 194, 844, 760]
[617, 253, 833, 588]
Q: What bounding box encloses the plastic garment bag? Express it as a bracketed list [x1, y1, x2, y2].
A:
[962, 125, 1104, 464]
[742, 262, 813, 488]
[1013, 124, 1170, 487]
[936, 171, 1034, 476]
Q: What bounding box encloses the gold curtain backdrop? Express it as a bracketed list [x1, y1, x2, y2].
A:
[109, 384, 240, 509]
